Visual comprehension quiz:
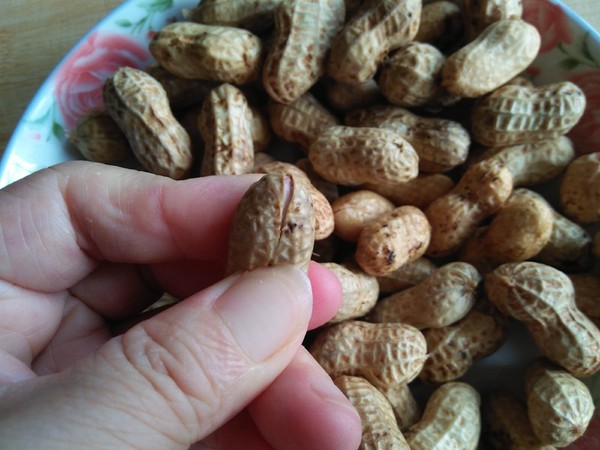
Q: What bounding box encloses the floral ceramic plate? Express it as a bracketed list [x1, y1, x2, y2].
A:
[0, 0, 599, 443]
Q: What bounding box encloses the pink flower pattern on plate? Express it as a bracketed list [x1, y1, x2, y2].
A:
[53, 31, 150, 129]
[568, 70, 600, 153]
[523, 0, 573, 53]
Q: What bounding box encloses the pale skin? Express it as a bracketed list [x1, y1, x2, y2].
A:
[0, 161, 362, 450]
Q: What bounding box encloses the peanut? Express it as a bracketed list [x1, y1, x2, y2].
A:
[425, 159, 513, 257]
[525, 358, 595, 447]
[346, 105, 470, 174]
[414, 0, 463, 50]
[248, 105, 272, 153]
[262, 0, 345, 104]
[404, 382, 481, 450]
[442, 19, 541, 98]
[370, 262, 481, 329]
[332, 190, 395, 242]
[363, 174, 455, 210]
[471, 81, 587, 146]
[308, 126, 419, 187]
[560, 152, 600, 224]
[377, 257, 438, 294]
[355, 205, 431, 277]
[334, 375, 410, 450]
[484, 261, 600, 377]
[462, 0, 523, 40]
[322, 262, 379, 323]
[69, 114, 132, 164]
[569, 274, 600, 327]
[310, 320, 428, 390]
[226, 173, 315, 274]
[255, 161, 334, 240]
[419, 299, 509, 385]
[199, 83, 254, 176]
[326, 79, 383, 112]
[327, 0, 422, 85]
[146, 64, 218, 110]
[103, 67, 193, 179]
[149, 22, 262, 84]
[379, 383, 421, 432]
[294, 158, 339, 203]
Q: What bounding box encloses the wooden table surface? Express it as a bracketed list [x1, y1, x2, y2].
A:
[1, 0, 599, 161]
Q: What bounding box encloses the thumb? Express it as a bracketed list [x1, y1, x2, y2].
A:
[0, 265, 312, 449]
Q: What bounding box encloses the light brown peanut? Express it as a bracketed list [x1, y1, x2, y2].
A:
[268, 92, 340, 151]
[346, 105, 470, 173]
[69, 114, 132, 164]
[326, 79, 383, 112]
[568, 274, 600, 327]
[419, 299, 509, 385]
[327, 0, 422, 85]
[459, 188, 555, 271]
[183, 0, 283, 34]
[363, 174, 455, 210]
[404, 382, 481, 450]
[378, 42, 450, 108]
[226, 173, 315, 274]
[255, 161, 334, 240]
[199, 83, 254, 176]
[310, 320, 428, 390]
[472, 136, 575, 187]
[560, 152, 600, 224]
[484, 261, 600, 377]
[442, 19, 540, 98]
[483, 390, 556, 450]
[377, 257, 437, 294]
[149, 22, 262, 84]
[524, 358, 595, 447]
[334, 375, 410, 450]
[425, 159, 513, 257]
[308, 126, 419, 187]
[355, 206, 431, 277]
[462, 0, 523, 40]
[263, 0, 345, 103]
[332, 190, 395, 242]
[471, 81, 587, 146]
[379, 383, 421, 432]
[323, 262, 379, 323]
[414, 0, 463, 50]
[370, 262, 481, 329]
[103, 67, 193, 179]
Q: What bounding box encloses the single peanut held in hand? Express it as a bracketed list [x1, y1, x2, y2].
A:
[103, 67, 193, 179]
[226, 173, 315, 274]
[485, 261, 600, 377]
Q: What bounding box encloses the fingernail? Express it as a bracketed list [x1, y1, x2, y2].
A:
[215, 265, 312, 362]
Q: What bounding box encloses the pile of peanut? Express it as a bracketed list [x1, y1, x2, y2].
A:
[69, 0, 600, 447]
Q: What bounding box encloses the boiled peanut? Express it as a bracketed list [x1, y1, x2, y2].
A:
[462, 0, 523, 40]
[346, 105, 470, 173]
[524, 358, 595, 447]
[226, 173, 315, 274]
[255, 161, 334, 240]
[310, 320, 427, 390]
[199, 83, 254, 176]
[355, 206, 431, 277]
[370, 262, 481, 329]
[69, 114, 132, 164]
[334, 375, 410, 450]
[327, 0, 422, 85]
[472, 136, 575, 187]
[149, 22, 262, 84]
[560, 152, 600, 224]
[262, 0, 345, 103]
[376, 257, 437, 294]
[419, 299, 509, 385]
[363, 174, 455, 210]
[332, 190, 395, 242]
[308, 126, 419, 187]
[485, 261, 600, 377]
[405, 382, 481, 450]
[425, 159, 513, 257]
[471, 81, 587, 146]
[442, 19, 540, 98]
[322, 262, 379, 323]
[103, 67, 193, 179]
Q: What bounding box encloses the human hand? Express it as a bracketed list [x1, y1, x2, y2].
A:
[0, 161, 361, 449]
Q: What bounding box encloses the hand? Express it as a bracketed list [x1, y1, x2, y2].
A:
[0, 161, 361, 450]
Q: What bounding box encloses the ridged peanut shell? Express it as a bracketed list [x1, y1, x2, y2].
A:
[462, 0, 523, 39]
[149, 22, 262, 84]
[103, 67, 193, 179]
[226, 173, 315, 274]
[69, 115, 131, 164]
[332, 190, 395, 242]
[308, 126, 419, 187]
[310, 320, 427, 390]
[442, 19, 540, 98]
[560, 152, 600, 224]
[363, 174, 455, 210]
[377, 257, 438, 294]
[379, 383, 421, 432]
